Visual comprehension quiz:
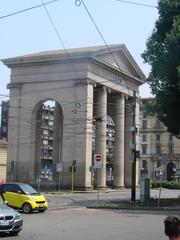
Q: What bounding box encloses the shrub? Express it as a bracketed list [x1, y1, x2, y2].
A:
[151, 180, 161, 188]
[151, 180, 180, 189]
[163, 181, 180, 189]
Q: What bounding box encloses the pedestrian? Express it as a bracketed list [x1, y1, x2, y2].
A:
[164, 216, 180, 240]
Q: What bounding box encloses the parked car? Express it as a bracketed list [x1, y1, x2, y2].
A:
[0, 183, 48, 214]
[0, 198, 23, 235]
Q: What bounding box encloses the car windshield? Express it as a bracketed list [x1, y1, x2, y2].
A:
[20, 184, 38, 195]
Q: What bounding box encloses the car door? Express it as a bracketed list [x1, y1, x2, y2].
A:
[3, 184, 23, 208]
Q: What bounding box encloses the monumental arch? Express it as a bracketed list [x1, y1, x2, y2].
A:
[2, 44, 145, 190]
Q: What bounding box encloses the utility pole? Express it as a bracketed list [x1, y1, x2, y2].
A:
[131, 91, 136, 202]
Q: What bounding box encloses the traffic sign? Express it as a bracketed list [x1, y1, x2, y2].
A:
[94, 154, 103, 169]
[56, 163, 63, 172]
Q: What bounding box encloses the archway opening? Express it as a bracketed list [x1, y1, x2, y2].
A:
[167, 162, 176, 181]
[34, 100, 63, 188]
[92, 115, 115, 187]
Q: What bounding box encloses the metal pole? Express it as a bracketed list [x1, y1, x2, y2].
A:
[72, 166, 74, 193]
[131, 91, 136, 202]
[58, 172, 61, 191]
[158, 170, 163, 208]
[157, 156, 163, 207]
[97, 168, 100, 201]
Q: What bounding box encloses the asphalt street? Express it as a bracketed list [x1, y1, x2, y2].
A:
[0, 208, 167, 240]
[0, 189, 179, 240]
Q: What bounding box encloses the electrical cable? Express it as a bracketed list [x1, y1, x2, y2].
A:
[78, 0, 132, 96]
[115, 0, 157, 9]
[1, 0, 179, 21]
[0, 0, 61, 20]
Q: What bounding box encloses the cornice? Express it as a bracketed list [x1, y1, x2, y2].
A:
[89, 57, 144, 85]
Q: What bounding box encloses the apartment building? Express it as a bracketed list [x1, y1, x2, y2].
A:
[0, 101, 9, 140]
[40, 104, 55, 180]
[140, 98, 180, 180]
[0, 139, 7, 182]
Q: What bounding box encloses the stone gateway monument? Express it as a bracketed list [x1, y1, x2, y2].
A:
[2, 44, 145, 190]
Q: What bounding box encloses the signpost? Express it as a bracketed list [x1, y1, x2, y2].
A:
[71, 160, 77, 193]
[56, 162, 63, 191]
[158, 154, 167, 207]
[94, 154, 103, 169]
[94, 154, 103, 201]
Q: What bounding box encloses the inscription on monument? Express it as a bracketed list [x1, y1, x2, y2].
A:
[90, 64, 122, 83]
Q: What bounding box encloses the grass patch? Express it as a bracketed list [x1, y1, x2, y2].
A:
[87, 198, 180, 210]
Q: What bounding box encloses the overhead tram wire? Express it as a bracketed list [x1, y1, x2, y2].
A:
[0, 0, 61, 20]
[4, 0, 96, 143]
[1, 1, 144, 126]
[77, 0, 132, 97]
[0, 1, 179, 21]
[13, 0, 135, 125]
[115, 0, 157, 9]
[40, 0, 95, 110]
[115, 0, 180, 13]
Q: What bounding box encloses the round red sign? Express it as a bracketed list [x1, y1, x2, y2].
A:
[95, 155, 102, 161]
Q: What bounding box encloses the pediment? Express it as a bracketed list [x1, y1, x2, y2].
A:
[91, 44, 145, 83]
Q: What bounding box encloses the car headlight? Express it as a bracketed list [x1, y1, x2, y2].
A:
[15, 213, 21, 220]
[29, 196, 36, 201]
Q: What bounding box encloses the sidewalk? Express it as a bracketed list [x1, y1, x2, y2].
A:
[44, 188, 180, 211]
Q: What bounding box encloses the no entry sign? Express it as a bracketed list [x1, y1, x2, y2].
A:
[94, 154, 103, 169]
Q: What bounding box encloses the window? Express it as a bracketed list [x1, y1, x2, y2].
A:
[143, 112, 147, 118]
[156, 119, 161, 129]
[49, 121, 53, 126]
[156, 134, 160, 141]
[156, 142, 161, 154]
[142, 144, 147, 155]
[43, 129, 48, 135]
[169, 134, 173, 141]
[4, 184, 21, 193]
[42, 119, 48, 126]
[43, 139, 48, 145]
[169, 142, 174, 155]
[142, 134, 147, 142]
[142, 120, 147, 129]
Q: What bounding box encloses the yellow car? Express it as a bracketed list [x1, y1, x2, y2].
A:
[0, 183, 48, 213]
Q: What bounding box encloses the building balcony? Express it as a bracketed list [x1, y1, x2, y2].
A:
[42, 125, 49, 130]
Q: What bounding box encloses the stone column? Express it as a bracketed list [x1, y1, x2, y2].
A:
[124, 98, 132, 187]
[113, 94, 125, 189]
[94, 87, 107, 189]
[52, 102, 63, 185]
[136, 97, 140, 186]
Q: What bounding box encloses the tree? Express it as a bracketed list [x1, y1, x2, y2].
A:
[142, 0, 180, 137]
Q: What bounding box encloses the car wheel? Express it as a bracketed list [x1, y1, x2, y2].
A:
[22, 203, 32, 213]
[10, 231, 20, 236]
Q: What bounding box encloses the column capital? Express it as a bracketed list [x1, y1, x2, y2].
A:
[95, 85, 111, 93]
[111, 92, 128, 100]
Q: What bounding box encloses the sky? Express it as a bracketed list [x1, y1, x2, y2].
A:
[0, 0, 158, 102]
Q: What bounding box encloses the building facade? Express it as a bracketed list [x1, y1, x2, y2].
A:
[0, 139, 7, 182]
[140, 98, 180, 181]
[2, 44, 145, 189]
[0, 101, 9, 140]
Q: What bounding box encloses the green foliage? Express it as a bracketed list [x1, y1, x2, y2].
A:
[151, 180, 180, 189]
[106, 152, 114, 167]
[143, 99, 156, 116]
[142, 0, 180, 137]
[151, 180, 161, 188]
[163, 181, 180, 189]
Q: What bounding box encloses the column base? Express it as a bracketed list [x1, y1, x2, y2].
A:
[113, 186, 125, 190]
[94, 186, 107, 190]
